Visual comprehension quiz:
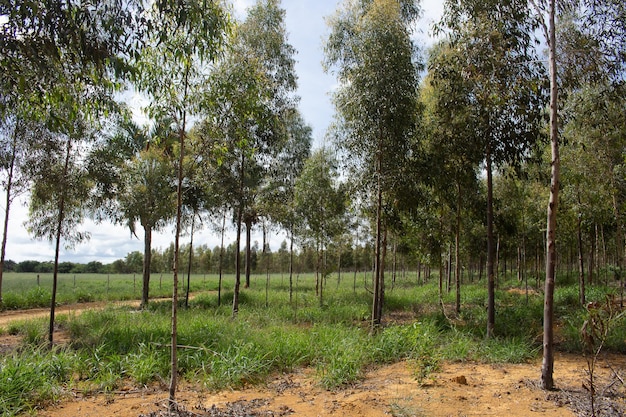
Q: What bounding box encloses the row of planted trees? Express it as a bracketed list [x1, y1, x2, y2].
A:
[1, 0, 626, 403]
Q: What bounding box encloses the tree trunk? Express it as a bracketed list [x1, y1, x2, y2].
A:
[289, 223, 294, 303]
[141, 226, 152, 308]
[372, 144, 384, 331]
[391, 239, 397, 291]
[185, 213, 195, 308]
[0, 125, 18, 305]
[455, 184, 462, 314]
[233, 203, 242, 317]
[218, 211, 226, 307]
[245, 217, 252, 288]
[486, 146, 496, 339]
[48, 136, 72, 348]
[541, 0, 558, 390]
[590, 224, 596, 286]
[170, 72, 190, 408]
[233, 153, 245, 317]
[446, 244, 452, 293]
[263, 223, 269, 308]
[576, 197, 585, 306]
[377, 228, 387, 322]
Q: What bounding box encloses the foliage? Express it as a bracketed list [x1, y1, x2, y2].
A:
[294, 148, 346, 251]
[325, 0, 422, 328]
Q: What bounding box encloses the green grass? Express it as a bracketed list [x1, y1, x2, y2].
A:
[0, 270, 623, 416]
[0, 272, 224, 310]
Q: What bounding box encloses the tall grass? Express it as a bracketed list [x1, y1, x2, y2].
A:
[1, 270, 621, 416]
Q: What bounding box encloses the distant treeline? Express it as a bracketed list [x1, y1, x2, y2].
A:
[6, 240, 406, 276]
[4, 259, 112, 274]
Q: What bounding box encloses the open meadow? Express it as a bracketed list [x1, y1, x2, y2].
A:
[0, 271, 624, 416]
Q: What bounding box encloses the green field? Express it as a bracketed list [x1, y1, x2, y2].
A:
[0, 272, 229, 310]
[0, 271, 624, 416]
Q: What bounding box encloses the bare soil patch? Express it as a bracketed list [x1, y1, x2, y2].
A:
[35, 353, 625, 417]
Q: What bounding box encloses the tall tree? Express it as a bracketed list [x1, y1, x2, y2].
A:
[0, 116, 32, 304]
[263, 109, 312, 302]
[535, 0, 626, 389]
[435, 0, 547, 338]
[423, 47, 484, 314]
[200, 0, 296, 316]
[89, 118, 176, 309]
[534, 0, 559, 390]
[294, 148, 346, 306]
[25, 120, 91, 347]
[135, 0, 230, 407]
[325, 0, 422, 330]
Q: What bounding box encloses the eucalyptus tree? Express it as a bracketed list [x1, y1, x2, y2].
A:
[200, 0, 297, 316]
[324, 0, 422, 330]
[294, 148, 346, 306]
[1, 0, 145, 317]
[235, 0, 298, 290]
[422, 54, 484, 313]
[263, 109, 312, 302]
[0, 116, 33, 304]
[24, 119, 91, 347]
[435, 0, 547, 338]
[135, 1, 230, 407]
[530, 0, 626, 390]
[88, 118, 176, 309]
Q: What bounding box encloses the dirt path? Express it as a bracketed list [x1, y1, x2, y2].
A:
[36, 353, 625, 417]
[0, 300, 142, 329]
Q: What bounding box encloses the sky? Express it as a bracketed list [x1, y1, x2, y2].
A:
[3, 0, 444, 264]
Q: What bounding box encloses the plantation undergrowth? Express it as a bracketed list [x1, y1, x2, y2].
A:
[0, 271, 625, 416]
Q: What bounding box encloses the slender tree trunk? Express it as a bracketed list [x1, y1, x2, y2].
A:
[486, 146, 496, 339]
[372, 144, 384, 331]
[170, 71, 190, 408]
[541, 0, 558, 390]
[233, 153, 245, 317]
[446, 243, 452, 293]
[141, 226, 152, 308]
[289, 224, 294, 303]
[417, 260, 422, 284]
[263, 223, 269, 308]
[590, 224, 596, 286]
[455, 184, 462, 314]
[48, 136, 72, 348]
[601, 224, 607, 284]
[245, 217, 252, 288]
[518, 246, 522, 282]
[391, 239, 397, 291]
[353, 232, 359, 294]
[185, 214, 195, 308]
[576, 195, 585, 306]
[376, 229, 388, 322]
[0, 126, 18, 304]
[218, 211, 226, 307]
[315, 242, 320, 297]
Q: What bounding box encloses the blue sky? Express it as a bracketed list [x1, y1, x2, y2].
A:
[4, 0, 444, 264]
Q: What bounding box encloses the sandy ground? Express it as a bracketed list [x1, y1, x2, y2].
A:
[33, 353, 625, 417]
[1, 303, 624, 417]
